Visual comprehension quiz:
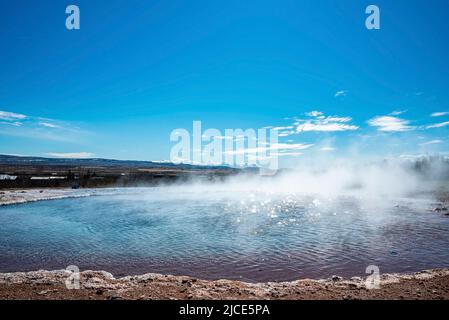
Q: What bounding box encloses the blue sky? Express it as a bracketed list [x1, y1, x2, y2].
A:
[1, 0, 449, 165]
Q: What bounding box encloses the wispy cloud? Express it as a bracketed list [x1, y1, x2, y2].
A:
[0, 109, 87, 142]
[295, 111, 358, 132]
[324, 117, 352, 122]
[320, 146, 335, 152]
[264, 125, 296, 137]
[250, 151, 305, 160]
[272, 126, 294, 131]
[0, 121, 22, 127]
[305, 110, 323, 117]
[367, 116, 414, 132]
[278, 130, 296, 137]
[39, 122, 62, 129]
[224, 142, 314, 155]
[431, 112, 449, 117]
[419, 139, 443, 146]
[261, 125, 295, 137]
[389, 110, 407, 116]
[334, 90, 348, 97]
[202, 134, 233, 140]
[0, 110, 27, 121]
[45, 152, 94, 159]
[297, 122, 358, 132]
[426, 121, 449, 129]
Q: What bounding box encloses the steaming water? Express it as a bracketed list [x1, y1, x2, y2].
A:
[1, 187, 449, 282]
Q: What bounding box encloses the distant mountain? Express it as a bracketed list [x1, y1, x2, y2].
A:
[0, 154, 236, 171]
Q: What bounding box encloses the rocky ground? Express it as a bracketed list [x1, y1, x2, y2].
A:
[0, 188, 90, 206]
[0, 188, 127, 206]
[434, 191, 449, 214]
[1, 269, 449, 300]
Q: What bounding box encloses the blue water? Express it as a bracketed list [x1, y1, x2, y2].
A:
[1, 188, 449, 282]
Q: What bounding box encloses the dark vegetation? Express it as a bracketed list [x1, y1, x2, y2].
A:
[0, 155, 246, 189]
[403, 155, 449, 180]
[1, 154, 448, 190]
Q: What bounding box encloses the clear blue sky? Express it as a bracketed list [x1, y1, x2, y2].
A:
[1, 0, 449, 164]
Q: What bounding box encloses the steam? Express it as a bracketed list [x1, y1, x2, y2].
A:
[165, 156, 448, 202]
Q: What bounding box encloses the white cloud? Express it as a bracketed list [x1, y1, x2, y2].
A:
[389, 110, 407, 116]
[419, 140, 443, 146]
[0, 111, 88, 142]
[334, 90, 348, 97]
[251, 151, 304, 159]
[272, 126, 294, 131]
[295, 112, 358, 132]
[324, 117, 352, 123]
[278, 130, 295, 137]
[151, 160, 173, 164]
[297, 122, 358, 132]
[261, 126, 296, 137]
[0, 111, 68, 130]
[46, 152, 94, 159]
[0, 110, 27, 121]
[39, 122, 61, 129]
[320, 147, 335, 151]
[431, 112, 449, 117]
[202, 134, 233, 140]
[271, 143, 313, 150]
[367, 116, 414, 132]
[426, 121, 449, 129]
[224, 142, 313, 155]
[305, 110, 323, 117]
[1, 121, 22, 127]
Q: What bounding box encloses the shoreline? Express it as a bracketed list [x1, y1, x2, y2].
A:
[0, 188, 142, 206]
[1, 268, 449, 300]
[0, 188, 93, 206]
[2, 188, 449, 299]
[1, 187, 448, 206]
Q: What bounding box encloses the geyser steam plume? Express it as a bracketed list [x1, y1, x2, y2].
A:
[169, 156, 449, 201]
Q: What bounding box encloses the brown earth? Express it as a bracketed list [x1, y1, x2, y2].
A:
[1, 269, 449, 300]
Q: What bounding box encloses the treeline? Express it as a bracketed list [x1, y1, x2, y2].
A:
[403, 155, 449, 180]
[0, 168, 240, 189]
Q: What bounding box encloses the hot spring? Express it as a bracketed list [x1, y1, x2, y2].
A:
[1, 183, 449, 282]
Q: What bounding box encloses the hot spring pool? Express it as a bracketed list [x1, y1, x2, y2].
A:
[1, 187, 449, 282]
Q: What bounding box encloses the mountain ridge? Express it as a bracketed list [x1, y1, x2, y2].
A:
[0, 154, 234, 170]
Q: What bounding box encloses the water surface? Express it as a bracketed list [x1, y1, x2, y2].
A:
[1, 188, 448, 282]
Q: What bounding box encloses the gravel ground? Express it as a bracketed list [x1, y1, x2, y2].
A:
[1, 268, 449, 300]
